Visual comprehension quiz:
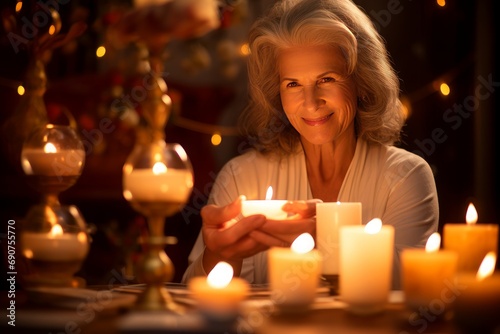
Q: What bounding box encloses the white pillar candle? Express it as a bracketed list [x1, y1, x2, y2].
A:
[21, 225, 89, 261]
[443, 203, 498, 273]
[401, 233, 458, 312]
[339, 218, 394, 314]
[123, 166, 194, 203]
[268, 233, 322, 309]
[316, 202, 361, 275]
[21, 147, 85, 176]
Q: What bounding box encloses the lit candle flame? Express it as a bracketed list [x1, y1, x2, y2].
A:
[425, 232, 441, 252]
[44, 142, 57, 153]
[265, 186, 273, 200]
[364, 218, 382, 234]
[152, 162, 167, 175]
[477, 251, 496, 281]
[465, 203, 478, 225]
[207, 261, 233, 289]
[49, 224, 63, 238]
[291, 233, 315, 254]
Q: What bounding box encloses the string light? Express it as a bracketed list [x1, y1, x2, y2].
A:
[440, 83, 450, 96]
[17, 85, 25, 96]
[49, 25, 56, 35]
[15, 1, 22, 12]
[437, 0, 446, 7]
[96, 46, 106, 58]
[211, 133, 222, 146]
[239, 43, 251, 56]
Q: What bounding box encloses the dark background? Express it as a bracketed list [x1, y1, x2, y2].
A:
[0, 0, 498, 287]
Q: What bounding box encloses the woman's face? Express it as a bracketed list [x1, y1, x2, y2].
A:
[278, 44, 357, 146]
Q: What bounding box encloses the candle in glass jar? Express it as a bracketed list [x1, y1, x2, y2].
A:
[21, 224, 89, 261]
[188, 261, 249, 317]
[124, 164, 194, 202]
[268, 233, 322, 309]
[21, 145, 85, 176]
[443, 203, 498, 273]
[316, 202, 361, 275]
[339, 218, 394, 314]
[241, 186, 287, 220]
[401, 233, 457, 312]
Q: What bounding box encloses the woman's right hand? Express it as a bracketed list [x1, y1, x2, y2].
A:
[200, 196, 268, 275]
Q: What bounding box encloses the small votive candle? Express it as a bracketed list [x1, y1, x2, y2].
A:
[453, 252, 500, 334]
[443, 203, 498, 273]
[339, 218, 394, 315]
[241, 186, 287, 219]
[401, 233, 458, 313]
[268, 233, 322, 310]
[188, 262, 249, 319]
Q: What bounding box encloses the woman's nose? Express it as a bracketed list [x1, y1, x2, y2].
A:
[303, 85, 325, 111]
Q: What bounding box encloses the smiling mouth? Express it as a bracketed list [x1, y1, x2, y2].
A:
[302, 113, 334, 126]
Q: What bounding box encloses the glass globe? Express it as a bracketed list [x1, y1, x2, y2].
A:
[20, 124, 89, 288]
[122, 139, 194, 311]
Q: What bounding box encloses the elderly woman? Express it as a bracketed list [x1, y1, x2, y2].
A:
[182, 0, 438, 289]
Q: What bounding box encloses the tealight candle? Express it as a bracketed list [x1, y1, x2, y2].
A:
[453, 252, 500, 333]
[316, 202, 361, 276]
[241, 186, 287, 220]
[443, 203, 498, 273]
[188, 262, 249, 318]
[339, 218, 394, 314]
[268, 233, 322, 309]
[401, 233, 458, 312]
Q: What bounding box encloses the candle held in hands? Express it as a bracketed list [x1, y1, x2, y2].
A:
[241, 186, 288, 220]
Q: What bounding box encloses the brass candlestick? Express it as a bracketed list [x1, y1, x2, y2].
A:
[122, 46, 194, 311]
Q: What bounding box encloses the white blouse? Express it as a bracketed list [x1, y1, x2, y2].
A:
[182, 139, 439, 289]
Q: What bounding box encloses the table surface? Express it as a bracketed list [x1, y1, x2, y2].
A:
[0, 284, 468, 334]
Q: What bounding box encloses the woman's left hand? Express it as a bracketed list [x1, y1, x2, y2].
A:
[249, 199, 322, 247]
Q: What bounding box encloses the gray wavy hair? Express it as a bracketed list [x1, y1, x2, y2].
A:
[239, 0, 405, 155]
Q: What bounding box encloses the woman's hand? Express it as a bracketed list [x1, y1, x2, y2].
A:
[201, 196, 269, 274]
[250, 199, 322, 247]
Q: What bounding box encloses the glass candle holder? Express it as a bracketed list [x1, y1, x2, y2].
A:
[123, 139, 194, 312]
[20, 124, 89, 288]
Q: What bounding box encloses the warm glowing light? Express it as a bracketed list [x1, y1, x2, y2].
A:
[291, 233, 315, 254]
[152, 162, 167, 175]
[477, 251, 497, 281]
[77, 232, 88, 243]
[211, 133, 222, 146]
[161, 94, 172, 106]
[15, 1, 22, 12]
[240, 43, 251, 56]
[436, 0, 445, 7]
[49, 224, 63, 237]
[425, 232, 441, 252]
[48, 24, 56, 35]
[440, 83, 450, 96]
[43, 142, 57, 153]
[17, 85, 25, 95]
[207, 261, 233, 288]
[265, 186, 273, 200]
[364, 218, 382, 234]
[96, 46, 106, 58]
[466, 203, 478, 225]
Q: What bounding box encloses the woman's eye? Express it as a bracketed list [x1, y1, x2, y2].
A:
[319, 77, 335, 84]
[286, 81, 298, 88]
